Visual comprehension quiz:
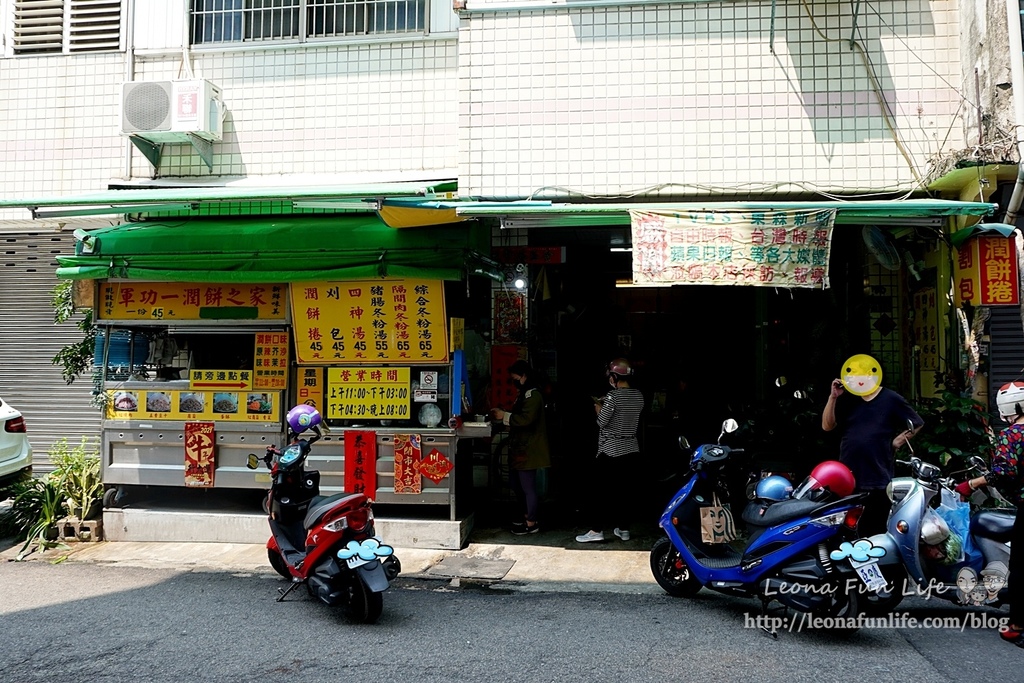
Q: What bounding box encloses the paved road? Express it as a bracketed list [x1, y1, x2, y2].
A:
[0, 562, 1020, 682]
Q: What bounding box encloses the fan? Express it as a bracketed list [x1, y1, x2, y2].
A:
[862, 226, 901, 270]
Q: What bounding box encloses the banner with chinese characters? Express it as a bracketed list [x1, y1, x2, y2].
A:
[630, 209, 835, 288]
[184, 422, 215, 487]
[955, 236, 1020, 306]
[254, 333, 290, 390]
[419, 447, 454, 484]
[106, 389, 280, 422]
[490, 345, 527, 412]
[291, 279, 448, 364]
[326, 367, 411, 421]
[393, 433, 422, 494]
[98, 282, 286, 321]
[494, 291, 525, 344]
[189, 369, 252, 391]
[912, 288, 940, 371]
[297, 367, 323, 412]
[344, 430, 378, 495]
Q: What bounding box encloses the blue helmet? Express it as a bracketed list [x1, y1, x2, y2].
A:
[755, 475, 793, 502]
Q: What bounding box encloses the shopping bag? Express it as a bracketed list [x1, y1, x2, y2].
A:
[934, 495, 982, 569]
[700, 493, 738, 544]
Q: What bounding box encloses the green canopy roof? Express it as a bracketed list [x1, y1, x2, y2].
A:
[56, 215, 491, 283]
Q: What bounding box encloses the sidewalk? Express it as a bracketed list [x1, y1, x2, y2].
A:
[0, 524, 663, 595]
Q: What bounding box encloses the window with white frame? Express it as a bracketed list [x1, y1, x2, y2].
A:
[190, 0, 426, 44]
[9, 0, 122, 55]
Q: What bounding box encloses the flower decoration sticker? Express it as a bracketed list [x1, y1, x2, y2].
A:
[829, 539, 887, 563]
[840, 354, 883, 397]
[337, 538, 395, 565]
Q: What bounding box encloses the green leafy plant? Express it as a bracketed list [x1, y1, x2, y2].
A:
[910, 391, 995, 470]
[10, 478, 66, 560]
[51, 280, 97, 385]
[49, 437, 103, 521]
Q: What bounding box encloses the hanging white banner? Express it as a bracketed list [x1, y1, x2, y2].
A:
[630, 209, 835, 288]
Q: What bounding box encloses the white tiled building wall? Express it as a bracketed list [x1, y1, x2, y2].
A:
[458, 2, 967, 199]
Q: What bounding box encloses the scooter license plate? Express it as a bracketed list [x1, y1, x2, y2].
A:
[852, 559, 887, 592]
[345, 556, 370, 570]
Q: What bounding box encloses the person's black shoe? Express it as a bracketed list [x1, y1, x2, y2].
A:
[511, 522, 539, 535]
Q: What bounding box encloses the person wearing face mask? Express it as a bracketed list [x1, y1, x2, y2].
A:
[576, 358, 646, 543]
[491, 360, 550, 535]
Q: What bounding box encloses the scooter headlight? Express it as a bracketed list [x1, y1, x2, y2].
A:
[888, 480, 912, 504]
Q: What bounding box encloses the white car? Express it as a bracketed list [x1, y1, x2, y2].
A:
[0, 396, 33, 486]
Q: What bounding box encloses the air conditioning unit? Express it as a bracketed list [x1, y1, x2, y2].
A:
[121, 80, 224, 143]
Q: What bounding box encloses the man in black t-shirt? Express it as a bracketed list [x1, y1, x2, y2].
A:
[821, 355, 924, 536]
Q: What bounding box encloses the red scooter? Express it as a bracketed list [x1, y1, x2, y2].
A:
[247, 405, 400, 623]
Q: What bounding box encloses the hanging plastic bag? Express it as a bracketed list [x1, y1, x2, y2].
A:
[934, 493, 983, 572]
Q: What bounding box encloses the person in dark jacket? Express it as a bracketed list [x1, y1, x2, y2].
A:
[492, 360, 551, 535]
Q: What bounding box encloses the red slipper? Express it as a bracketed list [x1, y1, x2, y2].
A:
[1000, 626, 1024, 648]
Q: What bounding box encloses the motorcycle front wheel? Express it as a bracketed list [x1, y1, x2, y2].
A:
[650, 536, 703, 597]
[268, 548, 291, 579]
[345, 576, 384, 624]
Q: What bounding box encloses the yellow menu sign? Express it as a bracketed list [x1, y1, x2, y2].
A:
[326, 367, 411, 420]
[98, 282, 287, 321]
[106, 389, 281, 423]
[254, 332, 290, 390]
[291, 279, 448, 364]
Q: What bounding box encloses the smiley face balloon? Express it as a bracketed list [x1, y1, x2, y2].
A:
[841, 354, 883, 397]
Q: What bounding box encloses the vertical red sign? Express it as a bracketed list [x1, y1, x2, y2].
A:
[979, 236, 1019, 305]
[490, 345, 526, 413]
[344, 430, 377, 496]
[393, 433, 422, 494]
[184, 422, 216, 487]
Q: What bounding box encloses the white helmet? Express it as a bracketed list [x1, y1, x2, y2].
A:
[996, 382, 1024, 421]
[921, 510, 951, 545]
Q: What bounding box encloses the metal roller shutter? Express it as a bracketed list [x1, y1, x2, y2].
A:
[988, 305, 1024, 428]
[0, 231, 100, 469]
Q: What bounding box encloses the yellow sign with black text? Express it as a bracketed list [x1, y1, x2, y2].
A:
[326, 367, 411, 421]
[98, 282, 287, 321]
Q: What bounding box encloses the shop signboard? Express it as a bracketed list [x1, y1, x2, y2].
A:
[189, 369, 252, 391]
[106, 389, 280, 422]
[254, 332, 290, 390]
[912, 288, 939, 371]
[630, 209, 835, 288]
[344, 430, 377, 495]
[325, 367, 411, 421]
[184, 421, 216, 487]
[490, 344, 527, 412]
[98, 282, 286, 321]
[291, 279, 448, 364]
[492, 246, 566, 265]
[297, 367, 323, 412]
[955, 235, 1019, 306]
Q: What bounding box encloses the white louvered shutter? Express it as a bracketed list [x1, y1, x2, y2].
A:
[68, 0, 121, 52]
[12, 0, 65, 54]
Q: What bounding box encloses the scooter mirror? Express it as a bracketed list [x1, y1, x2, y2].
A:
[793, 389, 807, 400]
[678, 435, 691, 450]
[775, 376, 787, 387]
[722, 418, 739, 434]
[969, 455, 987, 470]
[246, 453, 260, 470]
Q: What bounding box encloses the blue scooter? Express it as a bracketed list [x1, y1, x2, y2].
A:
[651, 419, 869, 631]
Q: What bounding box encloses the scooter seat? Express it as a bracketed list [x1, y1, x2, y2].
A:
[971, 510, 1017, 542]
[304, 492, 364, 530]
[742, 498, 822, 527]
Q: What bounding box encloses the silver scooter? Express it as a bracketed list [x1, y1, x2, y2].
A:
[841, 436, 1014, 612]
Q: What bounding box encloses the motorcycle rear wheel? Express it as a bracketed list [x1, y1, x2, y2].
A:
[268, 548, 291, 579]
[345, 576, 384, 624]
[650, 537, 703, 597]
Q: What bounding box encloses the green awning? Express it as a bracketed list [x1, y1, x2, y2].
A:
[56, 214, 491, 283]
[0, 180, 457, 218]
[453, 199, 998, 226]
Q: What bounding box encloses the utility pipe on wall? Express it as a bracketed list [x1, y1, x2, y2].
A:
[1003, 0, 1024, 225]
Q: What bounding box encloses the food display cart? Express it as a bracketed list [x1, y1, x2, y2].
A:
[95, 277, 487, 520]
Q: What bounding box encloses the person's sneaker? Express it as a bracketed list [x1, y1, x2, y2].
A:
[613, 528, 630, 541]
[575, 530, 605, 543]
[512, 522, 539, 535]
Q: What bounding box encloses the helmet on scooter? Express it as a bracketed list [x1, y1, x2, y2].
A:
[996, 381, 1024, 421]
[286, 404, 322, 434]
[755, 475, 794, 502]
[792, 460, 856, 501]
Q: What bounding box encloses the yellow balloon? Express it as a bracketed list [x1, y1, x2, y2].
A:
[841, 354, 883, 396]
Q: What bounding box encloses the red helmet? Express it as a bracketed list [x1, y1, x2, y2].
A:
[607, 358, 634, 378]
[792, 460, 856, 501]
